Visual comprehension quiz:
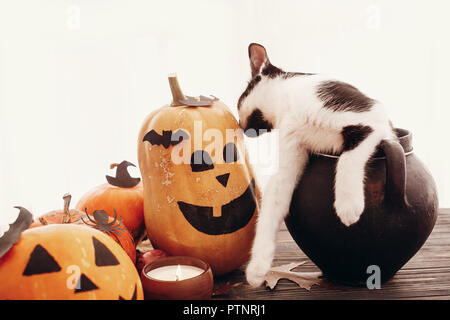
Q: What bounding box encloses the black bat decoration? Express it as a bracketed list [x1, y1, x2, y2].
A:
[142, 129, 189, 149]
[0, 207, 33, 258]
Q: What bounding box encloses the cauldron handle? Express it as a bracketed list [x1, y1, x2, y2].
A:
[380, 139, 407, 207]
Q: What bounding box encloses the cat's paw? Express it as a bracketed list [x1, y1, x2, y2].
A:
[334, 193, 365, 227]
[246, 258, 271, 288]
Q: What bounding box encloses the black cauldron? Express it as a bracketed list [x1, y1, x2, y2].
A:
[285, 128, 438, 285]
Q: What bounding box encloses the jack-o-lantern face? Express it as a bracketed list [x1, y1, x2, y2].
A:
[0, 224, 143, 300]
[138, 76, 260, 275]
[176, 143, 256, 236]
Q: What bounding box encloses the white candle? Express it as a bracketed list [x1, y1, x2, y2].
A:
[146, 264, 204, 281]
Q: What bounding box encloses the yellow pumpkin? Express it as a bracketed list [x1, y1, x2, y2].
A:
[137, 75, 260, 275]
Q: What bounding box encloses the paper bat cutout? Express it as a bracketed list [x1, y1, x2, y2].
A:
[106, 161, 141, 188]
[142, 129, 189, 149]
[264, 261, 323, 291]
[179, 95, 219, 107]
[0, 207, 33, 258]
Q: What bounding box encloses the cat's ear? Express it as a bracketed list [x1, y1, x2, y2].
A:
[248, 43, 270, 78]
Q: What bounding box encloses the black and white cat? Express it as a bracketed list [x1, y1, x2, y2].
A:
[238, 43, 396, 287]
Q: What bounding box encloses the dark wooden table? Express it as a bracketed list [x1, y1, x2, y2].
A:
[212, 208, 450, 300]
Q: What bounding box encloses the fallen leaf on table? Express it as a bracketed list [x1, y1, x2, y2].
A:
[265, 261, 323, 290]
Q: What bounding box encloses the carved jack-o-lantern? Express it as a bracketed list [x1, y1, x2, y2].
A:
[137, 75, 260, 275]
[0, 224, 143, 300]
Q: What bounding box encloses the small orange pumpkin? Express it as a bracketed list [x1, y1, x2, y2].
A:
[30, 194, 136, 263]
[75, 161, 145, 241]
[0, 224, 143, 300]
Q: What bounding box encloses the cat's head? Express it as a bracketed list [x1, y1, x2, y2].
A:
[237, 43, 283, 137]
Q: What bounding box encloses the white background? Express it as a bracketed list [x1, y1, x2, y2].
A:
[1, 0, 449, 225]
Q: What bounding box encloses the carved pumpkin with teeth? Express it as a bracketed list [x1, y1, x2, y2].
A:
[137, 75, 260, 275]
[0, 224, 143, 300]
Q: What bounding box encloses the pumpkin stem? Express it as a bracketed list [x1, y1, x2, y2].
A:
[62, 193, 72, 223]
[39, 216, 49, 225]
[168, 74, 186, 106]
[106, 160, 141, 188]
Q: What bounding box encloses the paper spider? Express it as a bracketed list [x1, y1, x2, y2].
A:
[81, 209, 125, 241]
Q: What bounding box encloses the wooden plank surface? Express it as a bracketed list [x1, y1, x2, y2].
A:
[212, 208, 450, 300]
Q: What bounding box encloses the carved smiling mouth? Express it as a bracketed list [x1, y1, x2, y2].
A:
[177, 179, 256, 235]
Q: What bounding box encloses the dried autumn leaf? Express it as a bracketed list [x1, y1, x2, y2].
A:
[265, 261, 323, 291]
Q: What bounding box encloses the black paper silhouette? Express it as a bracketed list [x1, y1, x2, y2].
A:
[190, 150, 214, 172]
[142, 129, 189, 149]
[23, 244, 62, 276]
[75, 273, 99, 293]
[106, 161, 141, 188]
[216, 173, 230, 187]
[81, 209, 124, 241]
[0, 207, 33, 258]
[177, 179, 256, 235]
[92, 236, 120, 267]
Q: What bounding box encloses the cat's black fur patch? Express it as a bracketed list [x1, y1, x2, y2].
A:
[238, 75, 261, 110]
[262, 64, 284, 78]
[262, 64, 314, 79]
[244, 108, 273, 137]
[317, 81, 375, 113]
[341, 125, 373, 151]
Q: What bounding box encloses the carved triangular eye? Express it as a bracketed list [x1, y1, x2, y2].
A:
[23, 244, 62, 276]
[190, 150, 214, 172]
[92, 237, 119, 267]
[223, 143, 239, 163]
[74, 273, 99, 293]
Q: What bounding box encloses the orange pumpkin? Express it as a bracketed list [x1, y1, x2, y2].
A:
[137, 75, 260, 275]
[0, 224, 143, 300]
[76, 161, 145, 241]
[30, 194, 136, 263]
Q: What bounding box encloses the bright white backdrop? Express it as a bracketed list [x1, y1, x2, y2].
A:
[1, 0, 449, 224]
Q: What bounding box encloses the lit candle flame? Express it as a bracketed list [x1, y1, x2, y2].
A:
[175, 264, 182, 281]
